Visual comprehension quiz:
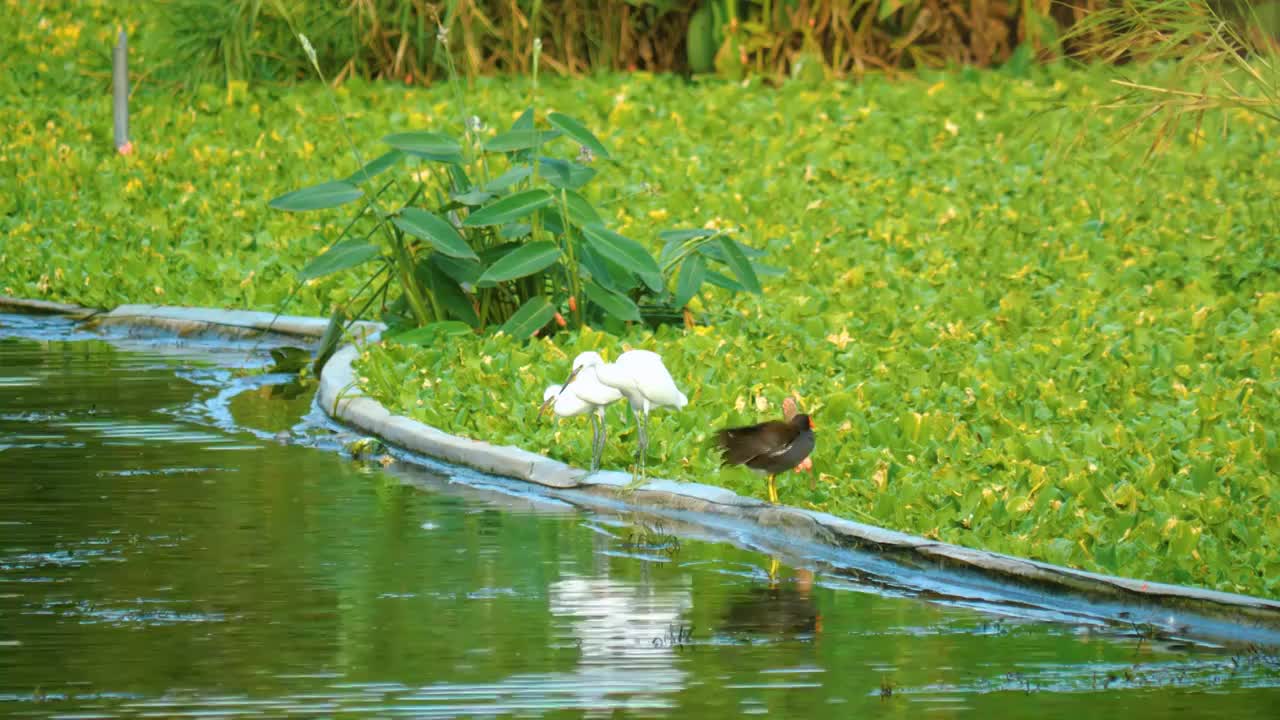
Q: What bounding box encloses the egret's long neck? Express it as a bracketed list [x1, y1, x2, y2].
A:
[592, 362, 644, 410]
[592, 361, 623, 389]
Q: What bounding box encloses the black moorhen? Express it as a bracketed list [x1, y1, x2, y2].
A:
[716, 408, 816, 504]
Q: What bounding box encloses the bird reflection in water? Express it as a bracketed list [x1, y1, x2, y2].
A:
[549, 575, 693, 702]
[720, 558, 823, 639]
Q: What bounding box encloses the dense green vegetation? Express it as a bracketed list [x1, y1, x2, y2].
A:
[22, 0, 1112, 88]
[2, 1, 1278, 599]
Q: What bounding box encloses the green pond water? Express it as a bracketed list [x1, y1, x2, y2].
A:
[1, 313, 1277, 718]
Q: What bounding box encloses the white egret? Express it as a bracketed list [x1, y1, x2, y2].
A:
[568, 350, 688, 482]
[540, 355, 623, 472]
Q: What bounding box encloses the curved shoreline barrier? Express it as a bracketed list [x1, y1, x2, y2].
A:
[4, 295, 1279, 643]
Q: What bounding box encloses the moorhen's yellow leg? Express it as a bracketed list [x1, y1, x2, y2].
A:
[767, 475, 778, 504]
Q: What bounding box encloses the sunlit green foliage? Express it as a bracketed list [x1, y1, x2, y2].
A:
[350, 71, 1276, 599]
[2, 2, 1277, 598]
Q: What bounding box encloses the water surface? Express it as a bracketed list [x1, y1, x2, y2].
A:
[1, 314, 1277, 718]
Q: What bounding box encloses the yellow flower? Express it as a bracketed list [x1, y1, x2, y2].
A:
[826, 328, 853, 349]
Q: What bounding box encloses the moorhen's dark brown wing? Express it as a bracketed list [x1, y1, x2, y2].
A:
[716, 415, 815, 475]
[717, 419, 789, 464]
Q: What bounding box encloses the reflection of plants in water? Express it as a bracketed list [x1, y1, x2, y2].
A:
[651, 623, 695, 650]
[878, 676, 894, 699]
[346, 436, 388, 461]
[894, 643, 1280, 697]
[1231, 644, 1280, 672]
[1129, 619, 1163, 651]
[268, 346, 312, 374]
[618, 517, 681, 558]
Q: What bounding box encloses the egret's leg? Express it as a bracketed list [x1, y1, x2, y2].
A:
[589, 412, 602, 473]
[595, 409, 609, 472]
[638, 408, 650, 480]
[624, 405, 648, 490]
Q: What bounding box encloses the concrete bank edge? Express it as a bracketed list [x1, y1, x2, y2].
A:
[0, 296, 381, 341]
[5, 297, 1279, 627]
[318, 340, 1280, 627]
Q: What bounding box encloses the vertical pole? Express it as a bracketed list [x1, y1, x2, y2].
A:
[112, 30, 129, 151]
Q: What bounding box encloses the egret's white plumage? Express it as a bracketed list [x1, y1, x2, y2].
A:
[542, 384, 593, 418]
[566, 352, 625, 407]
[541, 362, 623, 473]
[594, 350, 688, 415]
[570, 349, 688, 482]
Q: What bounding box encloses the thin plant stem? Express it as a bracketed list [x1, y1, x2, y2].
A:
[556, 189, 582, 328]
[287, 29, 433, 326]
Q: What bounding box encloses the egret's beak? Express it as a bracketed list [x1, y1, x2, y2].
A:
[562, 366, 581, 387]
[538, 395, 555, 419]
[538, 367, 581, 421]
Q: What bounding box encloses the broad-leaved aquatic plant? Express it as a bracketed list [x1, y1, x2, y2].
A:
[268, 27, 770, 369]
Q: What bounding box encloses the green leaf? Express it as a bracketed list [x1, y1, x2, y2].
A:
[313, 306, 347, 376]
[714, 237, 763, 294]
[548, 112, 611, 160]
[463, 189, 554, 227]
[576, 242, 629, 294]
[536, 157, 596, 190]
[499, 296, 556, 339]
[1190, 458, 1216, 492]
[297, 239, 381, 281]
[511, 107, 534, 131]
[452, 189, 493, 206]
[696, 237, 767, 262]
[660, 228, 717, 266]
[584, 280, 641, 322]
[705, 269, 744, 292]
[753, 261, 785, 278]
[659, 228, 718, 244]
[345, 150, 405, 185]
[269, 181, 363, 212]
[484, 165, 533, 193]
[561, 189, 604, 228]
[383, 131, 463, 163]
[675, 252, 706, 308]
[483, 128, 562, 153]
[393, 208, 479, 260]
[498, 223, 532, 240]
[476, 240, 561, 286]
[390, 321, 473, 346]
[431, 252, 483, 286]
[539, 207, 567, 237]
[447, 163, 472, 192]
[581, 224, 663, 292]
[432, 277, 480, 327]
